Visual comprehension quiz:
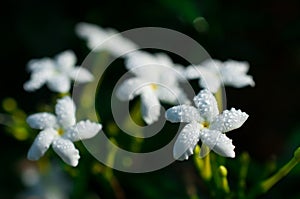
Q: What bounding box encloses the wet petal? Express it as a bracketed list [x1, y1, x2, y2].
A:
[47, 74, 71, 93]
[55, 96, 76, 129]
[165, 105, 202, 123]
[173, 121, 201, 160]
[210, 108, 249, 133]
[193, 89, 219, 121]
[199, 129, 235, 158]
[27, 128, 57, 160]
[52, 138, 80, 167]
[26, 113, 57, 130]
[64, 120, 102, 142]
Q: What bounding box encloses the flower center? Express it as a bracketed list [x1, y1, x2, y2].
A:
[58, 128, 64, 136]
[201, 121, 210, 128]
[150, 83, 158, 90]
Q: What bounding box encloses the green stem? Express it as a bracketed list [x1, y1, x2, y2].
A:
[249, 147, 300, 198]
[260, 157, 298, 192]
[215, 88, 224, 112]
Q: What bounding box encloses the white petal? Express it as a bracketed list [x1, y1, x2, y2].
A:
[185, 65, 206, 79]
[165, 105, 202, 123]
[156, 84, 190, 104]
[26, 58, 54, 72]
[199, 129, 235, 158]
[140, 88, 161, 124]
[124, 51, 161, 79]
[75, 22, 110, 49]
[27, 128, 57, 160]
[47, 74, 71, 93]
[116, 78, 147, 101]
[24, 67, 53, 92]
[52, 138, 80, 167]
[55, 50, 77, 72]
[55, 96, 76, 129]
[193, 89, 219, 121]
[221, 60, 255, 88]
[26, 113, 57, 130]
[210, 108, 249, 133]
[173, 121, 201, 160]
[64, 120, 102, 142]
[69, 67, 94, 83]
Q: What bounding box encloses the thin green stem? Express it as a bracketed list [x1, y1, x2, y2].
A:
[260, 157, 298, 192]
[249, 147, 300, 198]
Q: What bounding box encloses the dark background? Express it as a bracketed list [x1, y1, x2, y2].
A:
[1, 0, 300, 198]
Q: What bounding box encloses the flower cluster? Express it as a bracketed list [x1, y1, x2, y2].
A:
[25, 22, 254, 166]
[24, 50, 101, 167]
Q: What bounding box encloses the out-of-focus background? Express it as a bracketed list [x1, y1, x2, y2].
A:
[1, 0, 300, 198]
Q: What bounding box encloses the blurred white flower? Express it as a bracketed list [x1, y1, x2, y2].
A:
[185, 59, 255, 93]
[75, 22, 138, 57]
[116, 51, 189, 124]
[24, 50, 94, 93]
[165, 89, 248, 160]
[26, 96, 102, 167]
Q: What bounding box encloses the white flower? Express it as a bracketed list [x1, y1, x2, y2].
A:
[26, 96, 102, 167]
[75, 22, 138, 57]
[185, 59, 255, 93]
[165, 89, 248, 160]
[116, 51, 189, 124]
[24, 50, 94, 93]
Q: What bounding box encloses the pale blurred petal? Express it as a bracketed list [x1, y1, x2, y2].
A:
[55, 96, 76, 129]
[221, 60, 255, 88]
[157, 86, 190, 104]
[64, 120, 102, 142]
[52, 138, 80, 167]
[24, 67, 54, 92]
[193, 89, 219, 121]
[55, 50, 77, 72]
[69, 67, 94, 83]
[199, 129, 235, 158]
[27, 128, 57, 160]
[26, 58, 54, 72]
[210, 108, 249, 133]
[75, 22, 110, 50]
[173, 121, 201, 160]
[26, 113, 57, 130]
[165, 105, 202, 123]
[75, 22, 137, 56]
[47, 75, 71, 93]
[124, 51, 161, 79]
[140, 88, 161, 125]
[116, 78, 147, 101]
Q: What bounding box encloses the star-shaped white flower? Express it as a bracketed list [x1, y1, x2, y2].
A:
[185, 59, 255, 93]
[116, 51, 189, 124]
[165, 89, 248, 160]
[24, 50, 94, 93]
[75, 22, 138, 57]
[26, 96, 102, 167]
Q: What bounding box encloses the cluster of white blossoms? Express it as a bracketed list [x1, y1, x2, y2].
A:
[24, 50, 101, 167]
[25, 22, 254, 166]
